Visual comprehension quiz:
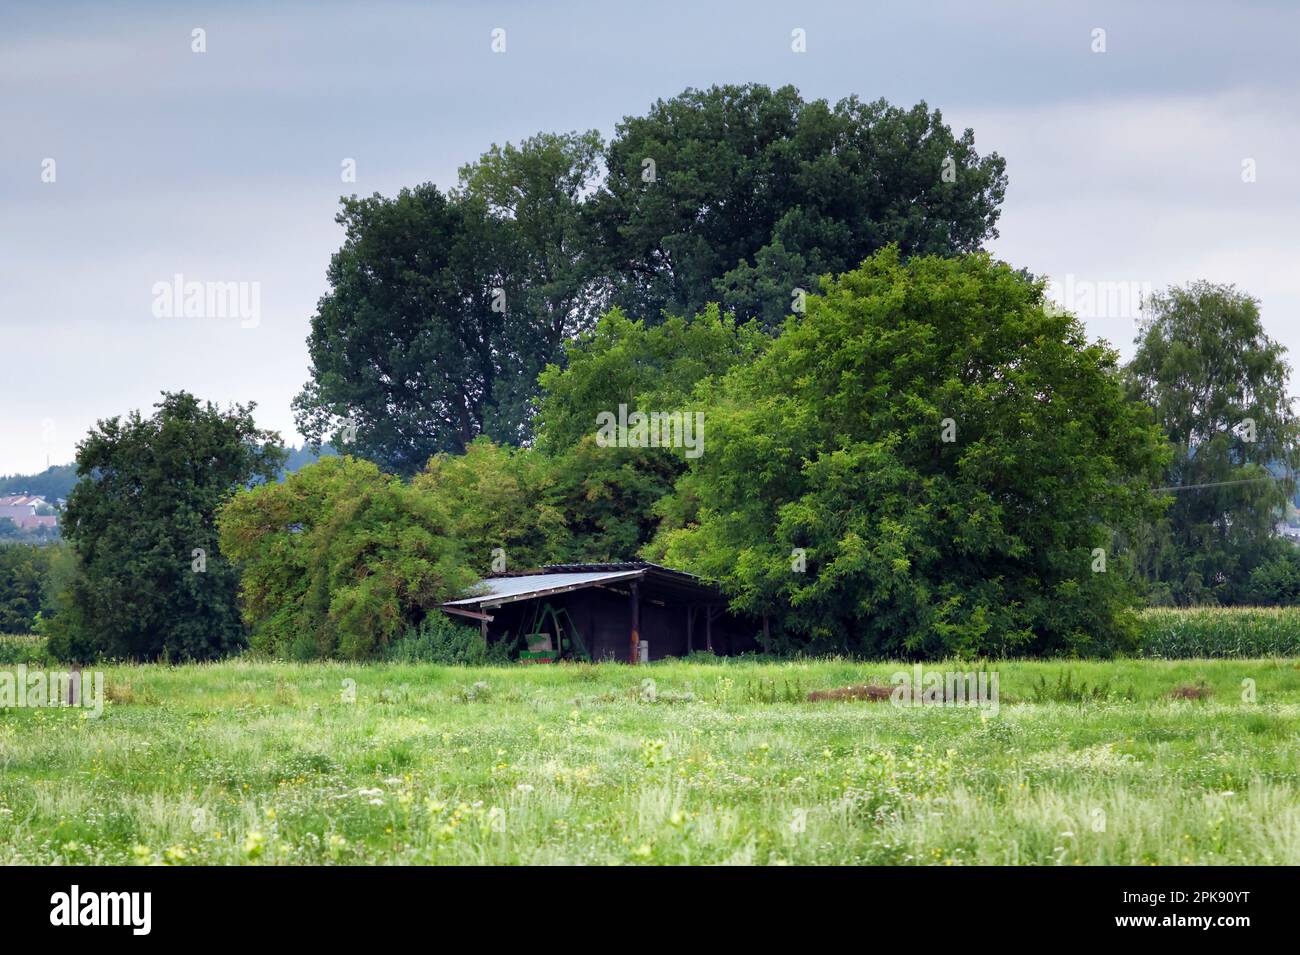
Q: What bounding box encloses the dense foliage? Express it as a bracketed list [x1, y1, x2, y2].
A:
[650, 249, 1171, 657]
[293, 133, 605, 474]
[592, 85, 1007, 329]
[294, 84, 1006, 472]
[533, 304, 767, 453]
[413, 439, 568, 574]
[1242, 544, 1300, 604]
[46, 392, 284, 662]
[529, 304, 766, 561]
[0, 543, 56, 633]
[217, 456, 476, 660]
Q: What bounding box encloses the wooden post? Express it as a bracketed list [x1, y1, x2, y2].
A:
[480, 617, 488, 647]
[630, 581, 641, 664]
[705, 603, 714, 654]
[686, 605, 694, 654]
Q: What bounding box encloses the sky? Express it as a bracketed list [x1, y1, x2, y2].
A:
[2, 0, 1298, 476]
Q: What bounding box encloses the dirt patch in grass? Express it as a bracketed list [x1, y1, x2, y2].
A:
[807, 684, 893, 703]
[1169, 683, 1213, 700]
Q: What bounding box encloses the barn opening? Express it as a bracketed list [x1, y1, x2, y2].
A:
[440, 562, 760, 662]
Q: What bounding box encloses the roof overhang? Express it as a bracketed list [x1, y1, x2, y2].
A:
[440, 563, 724, 610]
[442, 569, 645, 609]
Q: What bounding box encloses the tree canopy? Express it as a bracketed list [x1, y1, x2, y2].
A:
[293, 132, 605, 475]
[593, 84, 1008, 329]
[294, 84, 1007, 474]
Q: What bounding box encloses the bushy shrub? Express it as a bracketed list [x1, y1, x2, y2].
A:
[218, 456, 477, 660]
[384, 613, 512, 665]
[413, 439, 569, 571]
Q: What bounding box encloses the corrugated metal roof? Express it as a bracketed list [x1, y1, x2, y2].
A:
[539, 561, 710, 582]
[443, 569, 645, 607]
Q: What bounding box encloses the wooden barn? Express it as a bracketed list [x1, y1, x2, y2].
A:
[440, 562, 759, 663]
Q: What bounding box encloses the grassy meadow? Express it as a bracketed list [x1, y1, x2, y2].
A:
[2, 647, 1300, 865]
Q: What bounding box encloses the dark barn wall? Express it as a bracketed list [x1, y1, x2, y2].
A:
[476, 582, 758, 662]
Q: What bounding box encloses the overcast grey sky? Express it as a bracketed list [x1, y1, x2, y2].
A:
[2, 0, 1297, 475]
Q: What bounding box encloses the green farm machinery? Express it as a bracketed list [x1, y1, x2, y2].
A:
[518, 602, 589, 664]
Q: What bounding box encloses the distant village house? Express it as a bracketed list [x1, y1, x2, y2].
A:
[0, 495, 58, 531]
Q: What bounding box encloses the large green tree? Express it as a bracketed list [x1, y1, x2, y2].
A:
[1125, 282, 1300, 604]
[649, 248, 1170, 658]
[294, 132, 605, 475]
[50, 392, 284, 661]
[592, 84, 1008, 329]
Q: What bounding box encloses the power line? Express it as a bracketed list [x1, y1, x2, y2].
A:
[1151, 475, 1288, 494]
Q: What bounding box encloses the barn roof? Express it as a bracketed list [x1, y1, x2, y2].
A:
[443, 561, 721, 609]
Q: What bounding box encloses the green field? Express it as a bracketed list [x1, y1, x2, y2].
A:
[2, 654, 1299, 865]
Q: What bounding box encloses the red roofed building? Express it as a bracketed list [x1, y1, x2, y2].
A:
[0, 495, 58, 530]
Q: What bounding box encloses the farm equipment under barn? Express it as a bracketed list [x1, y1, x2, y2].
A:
[518, 601, 590, 664]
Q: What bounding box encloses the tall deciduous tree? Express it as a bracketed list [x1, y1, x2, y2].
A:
[50, 392, 284, 661]
[649, 248, 1170, 658]
[294, 132, 605, 475]
[593, 84, 1008, 329]
[1125, 282, 1300, 604]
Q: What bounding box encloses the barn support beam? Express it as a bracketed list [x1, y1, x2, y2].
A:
[630, 580, 641, 664]
[705, 603, 714, 653]
[686, 604, 694, 654]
